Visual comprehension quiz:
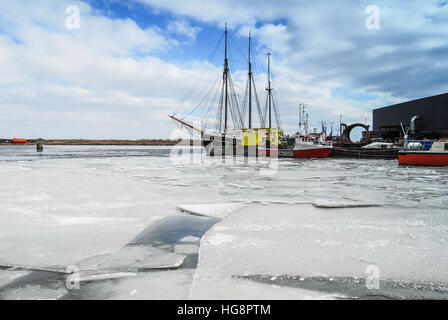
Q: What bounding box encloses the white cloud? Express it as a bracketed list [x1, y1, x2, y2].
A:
[0, 0, 219, 138]
[1, 0, 447, 139]
[166, 19, 201, 41]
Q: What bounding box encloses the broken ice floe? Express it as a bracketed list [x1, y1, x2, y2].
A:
[0, 214, 221, 298]
[177, 202, 247, 218]
[312, 199, 381, 208]
[77, 271, 137, 283]
[235, 274, 448, 300]
[190, 203, 448, 299]
[97, 246, 185, 271]
[0, 264, 68, 274]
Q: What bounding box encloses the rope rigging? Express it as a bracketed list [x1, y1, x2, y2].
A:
[172, 32, 225, 118]
[171, 25, 282, 135]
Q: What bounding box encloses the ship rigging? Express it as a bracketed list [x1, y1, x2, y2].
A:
[169, 23, 283, 156]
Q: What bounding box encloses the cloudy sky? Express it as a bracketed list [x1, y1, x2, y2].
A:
[0, 0, 447, 139]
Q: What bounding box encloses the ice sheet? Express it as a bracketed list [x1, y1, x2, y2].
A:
[1, 146, 448, 299]
[313, 199, 380, 208]
[177, 203, 246, 218]
[97, 246, 185, 271]
[191, 203, 448, 299]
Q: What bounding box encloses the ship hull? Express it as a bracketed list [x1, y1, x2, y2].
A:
[257, 148, 278, 157]
[293, 147, 333, 158]
[201, 134, 244, 157]
[398, 152, 448, 166]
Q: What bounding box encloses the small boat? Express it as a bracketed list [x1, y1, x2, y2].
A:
[288, 105, 333, 158]
[399, 139, 448, 166]
[258, 136, 333, 158]
[292, 136, 333, 158]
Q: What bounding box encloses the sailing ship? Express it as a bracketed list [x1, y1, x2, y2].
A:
[169, 24, 284, 157]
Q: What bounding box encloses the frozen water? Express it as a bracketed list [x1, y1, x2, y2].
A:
[1, 145, 448, 299]
[77, 271, 137, 283]
[191, 204, 448, 299]
[312, 199, 380, 208]
[97, 246, 186, 271]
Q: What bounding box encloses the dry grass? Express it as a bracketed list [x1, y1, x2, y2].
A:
[30, 139, 196, 146]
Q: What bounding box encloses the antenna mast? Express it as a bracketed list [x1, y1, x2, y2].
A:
[267, 52, 272, 129]
[248, 32, 252, 129]
[298, 103, 309, 136]
[224, 23, 229, 133]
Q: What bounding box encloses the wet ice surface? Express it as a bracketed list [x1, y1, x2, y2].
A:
[0, 145, 448, 299]
[192, 204, 448, 299]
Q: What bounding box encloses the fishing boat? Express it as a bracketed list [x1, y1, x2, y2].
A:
[292, 105, 332, 158]
[169, 24, 283, 157]
[292, 136, 333, 158]
[263, 104, 333, 158]
[399, 139, 448, 166]
[264, 136, 333, 159]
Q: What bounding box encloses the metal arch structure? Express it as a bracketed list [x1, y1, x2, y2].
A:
[341, 123, 371, 146]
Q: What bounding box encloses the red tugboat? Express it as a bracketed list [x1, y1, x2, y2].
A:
[399, 140, 448, 166]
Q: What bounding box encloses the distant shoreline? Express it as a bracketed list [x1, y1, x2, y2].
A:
[0, 139, 197, 146]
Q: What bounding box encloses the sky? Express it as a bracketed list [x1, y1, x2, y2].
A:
[0, 0, 447, 139]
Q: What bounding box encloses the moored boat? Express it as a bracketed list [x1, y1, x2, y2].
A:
[292, 137, 333, 158]
[288, 105, 333, 159]
[399, 139, 448, 166]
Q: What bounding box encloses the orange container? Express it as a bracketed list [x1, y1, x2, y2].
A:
[11, 138, 27, 144]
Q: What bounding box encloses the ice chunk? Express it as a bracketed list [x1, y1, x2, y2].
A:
[177, 203, 246, 218]
[191, 203, 448, 299]
[1, 285, 68, 300]
[174, 245, 199, 254]
[97, 246, 186, 271]
[78, 271, 137, 283]
[203, 233, 237, 246]
[179, 236, 200, 243]
[0, 270, 30, 287]
[64, 270, 196, 300]
[190, 276, 340, 300]
[0, 263, 68, 274]
[313, 199, 381, 208]
[76, 254, 111, 271]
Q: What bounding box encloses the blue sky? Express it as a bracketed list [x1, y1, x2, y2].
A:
[0, 0, 447, 138]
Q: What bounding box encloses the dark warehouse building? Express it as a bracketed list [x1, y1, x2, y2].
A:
[373, 93, 448, 140]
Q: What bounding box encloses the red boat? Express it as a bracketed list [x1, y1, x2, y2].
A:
[399, 140, 448, 166]
[292, 137, 333, 158]
[257, 148, 278, 157]
[258, 137, 333, 158]
[325, 135, 341, 147]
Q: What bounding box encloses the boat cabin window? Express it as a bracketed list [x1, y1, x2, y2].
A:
[445, 143, 448, 151]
